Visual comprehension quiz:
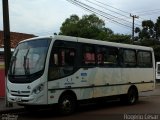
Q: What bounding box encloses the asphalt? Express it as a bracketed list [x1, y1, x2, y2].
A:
[0, 83, 160, 114]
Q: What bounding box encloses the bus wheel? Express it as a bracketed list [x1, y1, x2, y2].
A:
[58, 95, 76, 115]
[127, 88, 138, 105]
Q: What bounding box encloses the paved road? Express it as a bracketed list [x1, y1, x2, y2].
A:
[1, 95, 160, 120]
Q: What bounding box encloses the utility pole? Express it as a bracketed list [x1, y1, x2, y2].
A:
[130, 14, 139, 41]
[2, 0, 12, 107]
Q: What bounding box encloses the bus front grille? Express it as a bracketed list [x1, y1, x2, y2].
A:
[11, 94, 29, 97]
[10, 90, 30, 97]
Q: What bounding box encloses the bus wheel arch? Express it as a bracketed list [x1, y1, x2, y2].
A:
[127, 85, 139, 105]
[58, 90, 77, 115]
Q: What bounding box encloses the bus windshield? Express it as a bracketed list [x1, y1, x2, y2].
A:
[9, 38, 51, 76]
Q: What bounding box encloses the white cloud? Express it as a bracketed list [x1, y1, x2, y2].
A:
[0, 0, 160, 36]
[1, 0, 86, 35]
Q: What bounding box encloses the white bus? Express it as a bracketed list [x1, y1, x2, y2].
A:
[7, 35, 155, 114]
[0, 48, 14, 97]
[156, 62, 160, 82]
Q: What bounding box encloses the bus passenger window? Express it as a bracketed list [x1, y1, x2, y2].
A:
[106, 48, 118, 66]
[97, 46, 118, 67]
[137, 51, 152, 68]
[49, 47, 76, 80]
[123, 49, 136, 67]
[84, 53, 95, 64]
[97, 53, 104, 65]
[54, 54, 58, 65]
[82, 45, 95, 66]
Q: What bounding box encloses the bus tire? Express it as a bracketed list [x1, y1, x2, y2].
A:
[126, 87, 138, 105]
[58, 94, 76, 115]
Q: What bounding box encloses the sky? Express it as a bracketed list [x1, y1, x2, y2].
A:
[0, 0, 160, 36]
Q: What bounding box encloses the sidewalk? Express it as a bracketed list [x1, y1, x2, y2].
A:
[0, 84, 160, 114]
[0, 98, 24, 114]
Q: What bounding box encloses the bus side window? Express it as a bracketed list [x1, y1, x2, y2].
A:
[137, 51, 152, 68]
[97, 46, 118, 67]
[54, 54, 58, 66]
[123, 49, 136, 67]
[84, 53, 95, 64]
[82, 44, 96, 66]
[106, 47, 118, 66]
[97, 53, 104, 65]
[49, 47, 76, 80]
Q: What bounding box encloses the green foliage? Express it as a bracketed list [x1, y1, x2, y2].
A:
[134, 16, 160, 62]
[136, 17, 160, 40]
[154, 17, 160, 38]
[59, 14, 131, 45]
[59, 14, 109, 39]
[59, 15, 79, 36]
[105, 34, 131, 44]
[135, 27, 140, 33]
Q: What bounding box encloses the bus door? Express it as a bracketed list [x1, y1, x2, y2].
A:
[48, 40, 79, 102]
[79, 44, 97, 99]
[93, 46, 121, 97]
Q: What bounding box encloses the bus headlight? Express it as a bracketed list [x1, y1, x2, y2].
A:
[32, 84, 44, 94]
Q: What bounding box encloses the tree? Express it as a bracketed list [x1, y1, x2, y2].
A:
[59, 15, 79, 36]
[59, 14, 113, 40]
[135, 20, 155, 39]
[59, 14, 132, 44]
[107, 34, 131, 44]
[135, 17, 160, 40]
[134, 17, 160, 62]
[154, 17, 160, 39]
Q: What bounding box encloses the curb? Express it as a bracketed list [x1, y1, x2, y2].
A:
[0, 107, 25, 114]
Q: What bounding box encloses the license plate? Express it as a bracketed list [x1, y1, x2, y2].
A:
[15, 97, 22, 102]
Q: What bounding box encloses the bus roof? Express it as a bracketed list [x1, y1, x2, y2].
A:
[18, 35, 153, 51]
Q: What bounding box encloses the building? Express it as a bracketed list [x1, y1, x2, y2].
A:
[0, 31, 36, 48]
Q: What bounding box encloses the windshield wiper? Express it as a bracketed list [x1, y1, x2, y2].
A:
[10, 49, 19, 75]
[23, 49, 30, 76]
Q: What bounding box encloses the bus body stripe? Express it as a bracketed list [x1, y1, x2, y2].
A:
[48, 81, 154, 91]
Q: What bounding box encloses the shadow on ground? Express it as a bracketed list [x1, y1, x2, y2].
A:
[11, 99, 150, 120]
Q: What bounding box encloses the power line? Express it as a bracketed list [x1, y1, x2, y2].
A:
[91, 0, 160, 25]
[84, 0, 141, 27]
[138, 11, 160, 16]
[84, 0, 142, 26]
[93, 0, 130, 14]
[85, 0, 130, 19]
[135, 9, 160, 14]
[67, 0, 133, 29]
